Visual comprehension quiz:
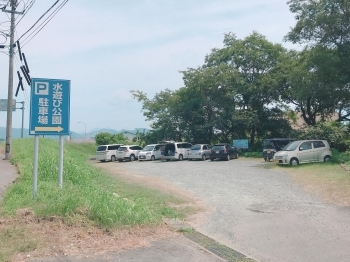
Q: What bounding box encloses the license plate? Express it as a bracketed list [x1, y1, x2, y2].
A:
[216, 151, 219, 153]
[275, 160, 279, 164]
[267, 150, 270, 154]
[140, 156, 145, 159]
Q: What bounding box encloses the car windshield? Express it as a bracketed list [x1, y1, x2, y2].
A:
[283, 141, 300, 151]
[212, 145, 224, 150]
[191, 145, 201, 150]
[97, 146, 107, 151]
[263, 140, 275, 149]
[117, 147, 127, 151]
[143, 145, 154, 151]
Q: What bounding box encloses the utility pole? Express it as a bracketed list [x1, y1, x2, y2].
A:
[4, 0, 16, 160]
[16, 101, 25, 138]
[4, 0, 18, 160]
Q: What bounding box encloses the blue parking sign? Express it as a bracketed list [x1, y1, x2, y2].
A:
[30, 78, 70, 136]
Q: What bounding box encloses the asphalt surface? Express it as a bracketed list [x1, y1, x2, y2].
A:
[114, 158, 350, 262]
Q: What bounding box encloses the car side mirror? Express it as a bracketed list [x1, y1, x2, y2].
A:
[299, 147, 303, 151]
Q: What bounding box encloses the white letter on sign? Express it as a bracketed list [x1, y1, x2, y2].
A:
[35, 82, 49, 95]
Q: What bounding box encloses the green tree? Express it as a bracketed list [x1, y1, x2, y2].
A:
[95, 132, 128, 145]
[205, 32, 289, 145]
[285, 0, 350, 122]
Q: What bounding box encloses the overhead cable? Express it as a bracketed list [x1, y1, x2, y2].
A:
[21, 0, 68, 47]
[16, 0, 60, 42]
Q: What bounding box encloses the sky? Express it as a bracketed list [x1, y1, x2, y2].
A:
[0, 0, 299, 134]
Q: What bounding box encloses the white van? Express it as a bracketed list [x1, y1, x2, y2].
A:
[161, 141, 192, 161]
[96, 144, 123, 162]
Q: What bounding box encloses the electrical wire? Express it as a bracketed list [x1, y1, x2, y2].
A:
[21, 0, 68, 47]
[15, 0, 35, 26]
[14, 53, 30, 111]
[16, 0, 61, 42]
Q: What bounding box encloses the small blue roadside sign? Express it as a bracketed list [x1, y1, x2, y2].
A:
[29, 78, 70, 136]
[233, 139, 249, 149]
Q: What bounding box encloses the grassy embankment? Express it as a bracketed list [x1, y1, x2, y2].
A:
[0, 138, 187, 261]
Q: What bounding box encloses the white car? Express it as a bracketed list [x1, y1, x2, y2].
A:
[274, 140, 332, 166]
[161, 141, 192, 161]
[116, 145, 143, 162]
[95, 144, 123, 162]
[138, 144, 163, 161]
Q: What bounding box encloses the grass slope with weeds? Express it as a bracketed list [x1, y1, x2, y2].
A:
[265, 162, 350, 206]
[0, 138, 187, 261]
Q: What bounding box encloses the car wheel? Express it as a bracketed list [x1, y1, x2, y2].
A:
[118, 159, 123, 162]
[226, 154, 230, 161]
[179, 154, 183, 161]
[324, 155, 331, 162]
[151, 155, 155, 161]
[290, 158, 299, 166]
[202, 154, 206, 161]
[100, 160, 105, 162]
[210, 158, 214, 161]
[111, 156, 116, 162]
[130, 154, 135, 161]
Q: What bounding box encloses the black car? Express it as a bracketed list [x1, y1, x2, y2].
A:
[263, 138, 295, 161]
[210, 143, 238, 161]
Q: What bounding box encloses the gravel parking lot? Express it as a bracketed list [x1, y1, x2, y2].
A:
[100, 158, 350, 262]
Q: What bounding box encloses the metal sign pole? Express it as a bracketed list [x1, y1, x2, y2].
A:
[33, 135, 39, 199]
[58, 135, 63, 188]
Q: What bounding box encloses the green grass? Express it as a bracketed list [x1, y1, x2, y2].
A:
[0, 138, 184, 229]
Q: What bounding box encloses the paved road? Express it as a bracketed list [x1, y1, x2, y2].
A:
[115, 158, 350, 262]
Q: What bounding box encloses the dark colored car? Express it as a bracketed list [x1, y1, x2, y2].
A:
[210, 143, 238, 161]
[263, 138, 296, 161]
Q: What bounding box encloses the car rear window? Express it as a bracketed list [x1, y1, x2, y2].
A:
[191, 145, 201, 150]
[97, 146, 107, 151]
[212, 145, 224, 150]
[118, 147, 127, 151]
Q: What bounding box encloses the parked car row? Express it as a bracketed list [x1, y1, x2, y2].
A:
[95, 141, 239, 162]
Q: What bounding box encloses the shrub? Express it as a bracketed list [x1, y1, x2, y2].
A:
[298, 121, 350, 152]
[330, 149, 350, 164]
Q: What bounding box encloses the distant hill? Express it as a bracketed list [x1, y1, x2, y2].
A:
[0, 127, 150, 140]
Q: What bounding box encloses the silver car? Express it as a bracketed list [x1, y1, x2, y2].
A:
[188, 144, 211, 161]
[138, 144, 163, 161]
[274, 140, 332, 166]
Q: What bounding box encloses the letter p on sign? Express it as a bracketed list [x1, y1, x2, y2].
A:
[35, 82, 49, 95]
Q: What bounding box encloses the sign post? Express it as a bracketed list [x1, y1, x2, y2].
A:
[30, 78, 70, 198]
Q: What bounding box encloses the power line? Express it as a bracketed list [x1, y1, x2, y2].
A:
[21, 0, 68, 47]
[15, 0, 35, 26]
[16, 0, 61, 42]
